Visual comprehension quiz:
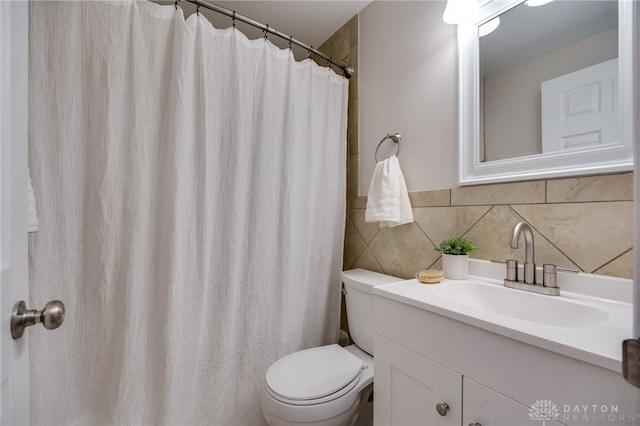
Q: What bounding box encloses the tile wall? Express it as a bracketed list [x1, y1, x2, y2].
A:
[345, 174, 634, 280]
[317, 16, 359, 334]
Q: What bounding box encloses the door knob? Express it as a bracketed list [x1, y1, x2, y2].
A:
[11, 300, 65, 339]
[436, 402, 450, 416]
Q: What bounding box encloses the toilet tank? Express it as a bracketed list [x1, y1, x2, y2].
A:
[341, 269, 402, 356]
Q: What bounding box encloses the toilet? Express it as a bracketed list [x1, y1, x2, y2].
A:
[260, 269, 401, 426]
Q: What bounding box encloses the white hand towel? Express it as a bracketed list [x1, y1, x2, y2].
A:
[365, 156, 413, 228]
[28, 167, 39, 233]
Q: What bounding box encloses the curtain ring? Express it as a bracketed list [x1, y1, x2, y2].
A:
[196, 5, 200, 16]
[232, 10, 236, 27]
[264, 24, 269, 40]
[308, 47, 313, 59]
[288, 36, 293, 51]
[174, 0, 178, 10]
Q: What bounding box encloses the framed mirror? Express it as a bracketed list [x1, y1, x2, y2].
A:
[458, 0, 634, 185]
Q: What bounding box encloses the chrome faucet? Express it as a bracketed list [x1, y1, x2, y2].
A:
[502, 221, 568, 296]
[509, 222, 535, 284]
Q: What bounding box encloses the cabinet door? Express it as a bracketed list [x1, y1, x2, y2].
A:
[374, 335, 462, 426]
[463, 377, 566, 426]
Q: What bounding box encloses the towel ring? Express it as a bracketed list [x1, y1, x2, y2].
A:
[374, 133, 402, 163]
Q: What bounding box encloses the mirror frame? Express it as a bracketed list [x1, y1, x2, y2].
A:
[458, 0, 635, 185]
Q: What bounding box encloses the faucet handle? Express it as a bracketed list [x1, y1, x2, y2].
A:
[542, 264, 558, 288]
[506, 259, 518, 281]
[542, 264, 578, 288]
[491, 259, 518, 281]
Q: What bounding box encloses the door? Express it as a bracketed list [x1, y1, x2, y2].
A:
[374, 335, 462, 426]
[0, 1, 30, 425]
[541, 58, 618, 153]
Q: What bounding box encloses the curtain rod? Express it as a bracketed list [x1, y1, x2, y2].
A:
[182, 0, 354, 79]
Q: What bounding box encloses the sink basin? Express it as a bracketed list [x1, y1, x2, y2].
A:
[429, 280, 610, 328]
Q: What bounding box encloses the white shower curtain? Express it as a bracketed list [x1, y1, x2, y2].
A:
[28, 1, 347, 425]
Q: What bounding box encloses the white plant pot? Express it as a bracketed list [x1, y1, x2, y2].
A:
[442, 254, 469, 280]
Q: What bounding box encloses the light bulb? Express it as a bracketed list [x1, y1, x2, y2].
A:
[478, 16, 500, 37]
[525, 0, 554, 7]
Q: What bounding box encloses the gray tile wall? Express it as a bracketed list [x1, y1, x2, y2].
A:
[318, 16, 359, 334]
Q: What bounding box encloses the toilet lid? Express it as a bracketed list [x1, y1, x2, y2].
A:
[266, 344, 365, 402]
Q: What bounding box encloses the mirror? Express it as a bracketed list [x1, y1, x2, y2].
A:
[458, 0, 634, 185]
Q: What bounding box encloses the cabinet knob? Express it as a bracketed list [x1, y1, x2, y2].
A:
[435, 402, 449, 416]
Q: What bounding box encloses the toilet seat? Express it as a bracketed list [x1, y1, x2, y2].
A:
[265, 344, 366, 406]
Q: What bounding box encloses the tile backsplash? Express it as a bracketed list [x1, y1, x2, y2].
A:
[345, 174, 633, 280]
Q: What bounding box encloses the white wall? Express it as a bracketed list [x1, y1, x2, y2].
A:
[359, 1, 457, 194]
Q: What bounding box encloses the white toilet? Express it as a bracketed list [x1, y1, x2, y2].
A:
[260, 269, 401, 426]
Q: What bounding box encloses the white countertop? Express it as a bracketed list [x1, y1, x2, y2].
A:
[373, 260, 634, 373]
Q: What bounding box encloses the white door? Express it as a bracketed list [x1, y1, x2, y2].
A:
[0, 1, 30, 425]
[374, 335, 462, 426]
[541, 58, 618, 153]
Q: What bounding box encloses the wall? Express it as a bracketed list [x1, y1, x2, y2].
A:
[359, 1, 458, 193]
[340, 1, 633, 281]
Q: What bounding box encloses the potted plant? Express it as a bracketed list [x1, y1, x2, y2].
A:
[435, 236, 478, 280]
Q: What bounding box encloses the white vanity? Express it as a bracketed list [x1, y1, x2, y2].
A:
[373, 260, 638, 426]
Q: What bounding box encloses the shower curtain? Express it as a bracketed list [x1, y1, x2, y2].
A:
[28, 1, 347, 425]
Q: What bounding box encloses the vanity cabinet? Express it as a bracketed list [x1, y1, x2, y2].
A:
[375, 335, 462, 425]
[374, 335, 563, 426]
[373, 293, 636, 426]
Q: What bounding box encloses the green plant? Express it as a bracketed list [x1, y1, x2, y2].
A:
[434, 236, 478, 255]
